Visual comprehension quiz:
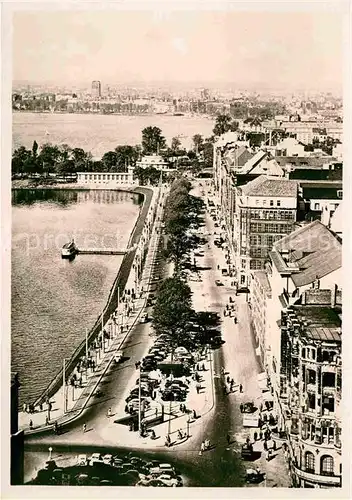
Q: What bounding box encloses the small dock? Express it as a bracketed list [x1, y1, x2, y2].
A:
[77, 248, 126, 255]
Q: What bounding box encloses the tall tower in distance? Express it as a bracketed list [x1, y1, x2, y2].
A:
[91, 80, 101, 98]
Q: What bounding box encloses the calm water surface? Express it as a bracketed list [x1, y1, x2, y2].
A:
[12, 112, 214, 156]
[12, 189, 142, 405]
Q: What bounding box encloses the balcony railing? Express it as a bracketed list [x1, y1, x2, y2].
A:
[292, 465, 341, 486]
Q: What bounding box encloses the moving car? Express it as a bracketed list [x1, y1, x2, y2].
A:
[114, 351, 123, 363]
[140, 313, 149, 323]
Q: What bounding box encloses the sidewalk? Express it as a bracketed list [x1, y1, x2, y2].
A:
[20, 187, 167, 434]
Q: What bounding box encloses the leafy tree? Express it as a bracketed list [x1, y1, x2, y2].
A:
[213, 114, 239, 136]
[115, 145, 140, 171]
[37, 143, 61, 174]
[101, 151, 117, 171]
[152, 276, 194, 357]
[141, 126, 166, 154]
[192, 134, 203, 154]
[171, 136, 181, 153]
[202, 140, 214, 168]
[32, 140, 39, 158]
[12, 146, 32, 176]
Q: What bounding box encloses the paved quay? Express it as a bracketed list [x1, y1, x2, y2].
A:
[20, 185, 166, 434]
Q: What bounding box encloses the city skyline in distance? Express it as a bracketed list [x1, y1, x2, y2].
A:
[13, 10, 343, 92]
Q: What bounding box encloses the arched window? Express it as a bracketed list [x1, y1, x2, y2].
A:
[321, 455, 334, 476]
[305, 451, 315, 473]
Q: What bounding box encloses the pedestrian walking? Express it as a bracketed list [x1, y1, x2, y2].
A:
[239, 383, 243, 393]
[226, 433, 231, 445]
[263, 440, 268, 451]
[125, 404, 129, 414]
[202, 363, 205, 371]
[254, 431, 258, 441]
[29, 419, 33, 430]
[23, 403, 27, 413]
[234, 317, 237, 324]
[240, 403, 244, 413]
[178, 429, 183, 440]
[83, 423, 87, 433]
[107, 407, 112, 418]
[45, 415, 49, 426]
[193, 409, 197, 419]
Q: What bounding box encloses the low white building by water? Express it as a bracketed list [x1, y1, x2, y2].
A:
[77, 168, 135, 187]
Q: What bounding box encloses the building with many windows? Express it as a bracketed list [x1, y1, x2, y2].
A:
[234, 175, 298, 287]
[77, 168, 135, 187]
[136, 154, 174, 172]
[281, 289, 342, 488]
[91, 80, 101, 99]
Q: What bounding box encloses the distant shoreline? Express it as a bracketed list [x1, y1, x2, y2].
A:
[12, 109, 213, 119]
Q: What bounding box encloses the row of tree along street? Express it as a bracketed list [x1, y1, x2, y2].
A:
[151, 176, 222, 362]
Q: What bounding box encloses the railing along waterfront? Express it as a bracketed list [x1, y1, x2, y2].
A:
[34, 186, 155, 407]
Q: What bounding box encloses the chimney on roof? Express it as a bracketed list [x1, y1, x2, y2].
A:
[312, 275, 320, 289]
[331, 284, 338, 308]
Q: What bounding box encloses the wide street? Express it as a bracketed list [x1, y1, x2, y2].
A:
[23, 180, 290, 488]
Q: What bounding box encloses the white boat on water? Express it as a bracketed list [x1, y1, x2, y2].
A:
[61, 239, 78, 258]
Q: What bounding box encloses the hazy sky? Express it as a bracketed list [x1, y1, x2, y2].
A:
[13, 10, 343, 90]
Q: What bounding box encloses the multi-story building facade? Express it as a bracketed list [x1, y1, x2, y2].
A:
[263, 220, 342, 401]
[234, 175, 298, 287]
[249, 220, 343, 488]
[136, 154, 174, 173]
[91, 80, 101, 99]
[281, 289, 342, 488]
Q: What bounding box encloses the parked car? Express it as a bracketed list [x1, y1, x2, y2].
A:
[241, 443, 254, 460]
[102, 454, 113, 465]
[90, 453, 103, 465]
[215, 279, 223, 286]
[158, 474, 179, 487]
[77, 454, 88, 466]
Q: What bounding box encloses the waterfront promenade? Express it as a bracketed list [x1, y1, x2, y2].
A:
[19, 185, 162, 433]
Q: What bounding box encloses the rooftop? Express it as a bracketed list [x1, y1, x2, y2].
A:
[272, 220, 342, 287]
[240, 175, 298, 198]
[289, 305, 341, 343]
[301, 183, 342, 200]
[276, 156, 337, 169]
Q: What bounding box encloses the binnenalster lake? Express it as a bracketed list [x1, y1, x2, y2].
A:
[11, 188, 143, 406]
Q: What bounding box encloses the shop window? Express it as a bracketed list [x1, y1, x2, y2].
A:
[305, 452, 315, 473]
[322, 372, 335, 387]
[320, 455, 334, 476]
[240, 275, 246, 285]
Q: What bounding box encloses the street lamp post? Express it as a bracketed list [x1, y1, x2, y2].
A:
[63, 358, 67, 414]
[48, 447, 53, 461]
[138, 365, 142, 436]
